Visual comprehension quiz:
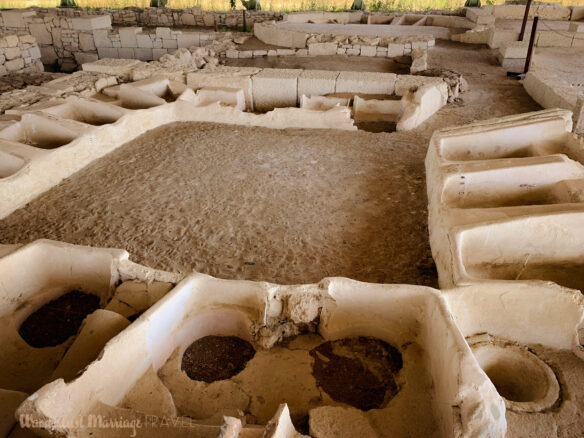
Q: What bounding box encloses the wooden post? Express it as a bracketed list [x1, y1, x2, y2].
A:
[214, 16, 218, 32]
[519, 0, 533, 41]
[242, 10, 247, 32]
[523, 16, 538, 74]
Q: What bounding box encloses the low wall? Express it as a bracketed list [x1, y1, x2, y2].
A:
[0, 10, 229, 71]
[0, 32, 43, 76]
[29, 7, 282, 28]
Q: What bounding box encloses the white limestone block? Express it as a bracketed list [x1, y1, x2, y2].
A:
[308, 42, 337, 56]
[119, 27, 141, 48]
[195, 87, 246, 111]
[71, 15, 112, 31]
[335, 71, 396, 95]
[187, 67, 260, 110]
[252, 68, 302, 111]
[297, 70, 339, 101]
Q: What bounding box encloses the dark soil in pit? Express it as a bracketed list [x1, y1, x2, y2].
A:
[181, 335, 256, 382]
[310, 336, 403, 410]
[18, 290, 101, 348]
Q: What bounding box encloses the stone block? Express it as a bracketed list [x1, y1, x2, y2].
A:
[93, 29, 112, 48]
[83, 58, 143, 78]
[136, 34, 154, 49]
[4, 47, 20, 61]
[296, 49, 308, 56]
[28, 23, 52, 45]
[226, 49, 239, 58]
[177, 33, 199, 48]
[5, 58, 24, 72]
[535, 3, 571, 20]
[187, 67, 260, 110]
[3, 35, 18, 48]
[498, 41, 529, 59]
[28, 46, 41, 60]
[387, 43, 404, 57]
[253, 50, 268, 57]
[376, 47, 388, 57]
[252, 68, 302, 111]
[119, 27, 141, 48]
[79, 33, 96, 52]
[97, 47, 119, 58]
[74, 52, 99, 65]
[487, 29, 520, 49]
[134, 48, 153, 61]
[1, 10, 36, 28]
[572, 6, 584, 21]
[238, 50, 253, 58]
[496, 53, 525, 70]
[568, 22, 584, 33]
[162, 39, 178, 49]
[308, 42, 337, 56]
[268, 50, 277, 56]
[71, 15, 112, 31]
[346, 48, 360, 56]
[536, 31, 573, 48]
[465, 7, 495, 25]
[118, 47, 135, 58]
[254, 22, 308, 49]
[181, 13, 196, 26]
[298, 70, 339, 100]
[335, 71, 396, 95]
[276, 49, 295, 56]
[360, 45, 377, 57]
[156, 27, 172, 40]
[153, 48, 168, 60]
[195, 87, 246, 111]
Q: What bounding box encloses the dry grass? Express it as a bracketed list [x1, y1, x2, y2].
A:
[1, 0, 583, 12]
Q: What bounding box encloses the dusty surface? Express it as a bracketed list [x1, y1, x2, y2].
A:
[226, 53, 411, 74]
[181, 336, 256, 382]
[18, 291, 100, 348]
[0, 41, 540, 286]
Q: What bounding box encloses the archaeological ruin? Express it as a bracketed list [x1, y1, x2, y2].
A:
[0, 1, 582, 437]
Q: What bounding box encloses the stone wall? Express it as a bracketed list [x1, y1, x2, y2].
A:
[33, 7, 282, 28]
[0, 32, 43, 76]
[0, 10, 230, 72]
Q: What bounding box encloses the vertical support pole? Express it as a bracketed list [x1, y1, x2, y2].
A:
[242, 10, 247, 32]
[214, 15, 218, 32]
[524, 15, 538, 74]
[519, 0, 533, 41]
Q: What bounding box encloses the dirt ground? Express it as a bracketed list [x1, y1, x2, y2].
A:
[0, 41, 541, 286]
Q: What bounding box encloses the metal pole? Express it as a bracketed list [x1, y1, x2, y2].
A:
[524, 15, 538, 74]
[519, 0, 533, 41]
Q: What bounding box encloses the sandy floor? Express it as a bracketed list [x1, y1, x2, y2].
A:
[0, 41, 541, 286]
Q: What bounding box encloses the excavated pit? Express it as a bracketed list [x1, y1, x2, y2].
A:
[181, 335, 256, 382]
[309, 337, 403, 411]
[470, 338, 560, 413]
[18, 290, 101, 348]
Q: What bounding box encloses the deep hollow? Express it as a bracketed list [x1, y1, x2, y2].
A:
[181, 335, 256, 382]
[18, 290, 101, 348]
[309, 336, 403, 410]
